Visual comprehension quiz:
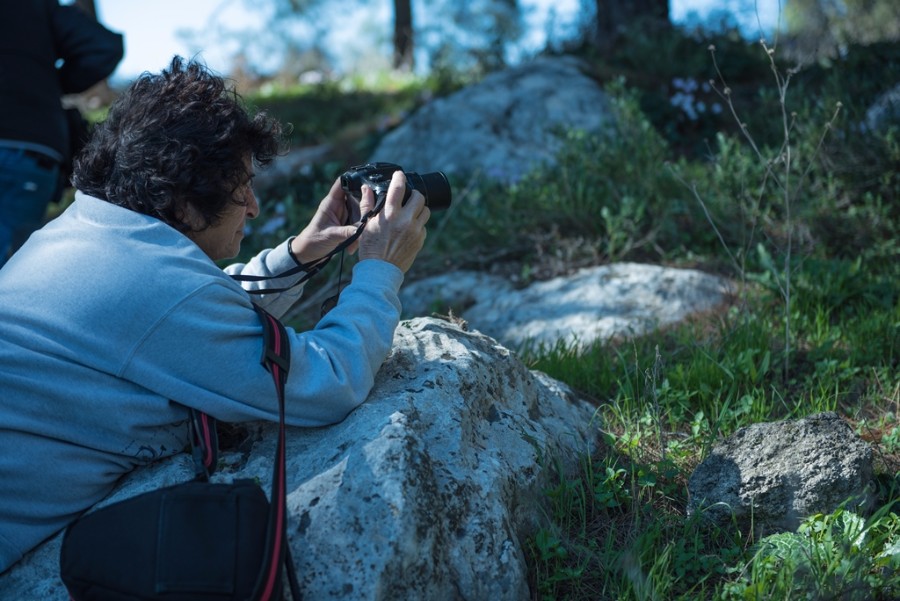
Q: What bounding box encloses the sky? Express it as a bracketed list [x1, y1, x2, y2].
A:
[88, 0, 783, 83]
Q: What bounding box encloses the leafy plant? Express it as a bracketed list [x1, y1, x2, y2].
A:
[228, 24, 900, 601]
[720, 508, 900, 600]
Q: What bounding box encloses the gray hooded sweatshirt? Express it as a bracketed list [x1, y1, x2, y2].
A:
[0, 192, 403, 572]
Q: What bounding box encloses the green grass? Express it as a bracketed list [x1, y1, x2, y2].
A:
[521, 265, 898, 598]
[232, 28, 900, 600]
[511, 38, 899, 595]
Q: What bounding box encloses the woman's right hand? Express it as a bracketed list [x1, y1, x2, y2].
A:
[358, 170, 430, 273]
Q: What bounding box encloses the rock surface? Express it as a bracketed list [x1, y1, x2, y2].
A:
[0, 317, 598, 600]
[865, 82, 900, 133]
[400, 263, 735, 349]
[688, 412, 874, 537]
[369, 55, 612, 183]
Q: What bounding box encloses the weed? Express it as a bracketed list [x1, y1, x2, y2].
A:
[720, 508, 900, 600]
[228, 22, 900, 601]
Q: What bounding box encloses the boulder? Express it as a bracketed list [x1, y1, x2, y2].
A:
[0, 317, 599, 600]
[400, 263, 735, 350]
[865, 82, 900, 134]
[369, 55, 613, 183]
[253, 142, 334, 191]
[688, 412, 874, 537]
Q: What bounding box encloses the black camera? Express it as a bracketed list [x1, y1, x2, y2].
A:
[340, 162, 452, 212]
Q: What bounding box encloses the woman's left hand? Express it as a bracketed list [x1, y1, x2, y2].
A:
[290, 177, 363, 264]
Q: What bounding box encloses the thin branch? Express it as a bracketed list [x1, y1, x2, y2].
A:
[790, 103, 843, 205]
[709, 45, 763, 161]
[668, 166, 743, 275]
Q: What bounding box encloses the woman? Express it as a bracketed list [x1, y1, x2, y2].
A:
[0, 56, 430, 573]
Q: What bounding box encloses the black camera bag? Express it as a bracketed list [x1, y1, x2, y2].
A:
[59, 305, 300, 601]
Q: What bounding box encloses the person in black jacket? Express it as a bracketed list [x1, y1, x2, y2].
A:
[0, 0, 123, 267]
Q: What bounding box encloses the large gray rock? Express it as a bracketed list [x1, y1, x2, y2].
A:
[370, 55, 613, 183]
[0, 317, 598, 600]
[865, 82, 900, 133]
[688, 412, 874, 537]
[400, 263, 734, 349]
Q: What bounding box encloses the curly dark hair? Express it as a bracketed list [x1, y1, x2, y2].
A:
[72, 56, 285, 232]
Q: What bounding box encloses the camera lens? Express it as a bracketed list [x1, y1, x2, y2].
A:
[407, 171, 452, 211]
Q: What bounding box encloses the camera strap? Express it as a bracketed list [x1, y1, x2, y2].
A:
[190, 304, 300, 599]
[61, 305, 301, 601]
[231, 196, 385, 295]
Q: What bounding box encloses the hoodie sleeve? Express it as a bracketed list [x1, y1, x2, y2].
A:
[122, 259, 404, 427]
[223, 239, 308, 319]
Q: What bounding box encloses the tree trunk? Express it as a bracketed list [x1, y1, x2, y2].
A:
[594, 0, 670, 56]
[393, 0, 414, 71]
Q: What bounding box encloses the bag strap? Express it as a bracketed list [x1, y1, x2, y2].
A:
[187, 304, 299, 600]
[250, 304, 298, 601]
[186, 302, 294, 480]
[188, 408, 218, 480]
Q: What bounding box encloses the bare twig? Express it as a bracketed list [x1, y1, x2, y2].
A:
[668, 167, 743, 275]
[688, 25, 841, 382]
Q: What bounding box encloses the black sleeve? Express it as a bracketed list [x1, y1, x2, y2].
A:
[51, 4, 125, 94]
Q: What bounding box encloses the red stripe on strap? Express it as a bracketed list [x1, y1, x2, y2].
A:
[261, 313, 287, 600]
[261, 431, 286, 600]
[271, 314, 282, 358]
[200, 413, 214, 468]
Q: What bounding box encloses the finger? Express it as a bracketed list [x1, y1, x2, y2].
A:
[405, 190, 426, 213]
[320, 177, 348, 221]
[384, 170, 408, 214]
[358, 185, 375, 218]
[333, 176, 362, 224]
[347, 193, 361, 224]
[327, 176, 344, 197]
[325, 177, 344, 206]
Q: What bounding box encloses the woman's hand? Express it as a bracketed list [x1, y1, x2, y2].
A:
[290, 177, 362, 265]
[290, 171, 430, 273]
[357, 171, 430, 273]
